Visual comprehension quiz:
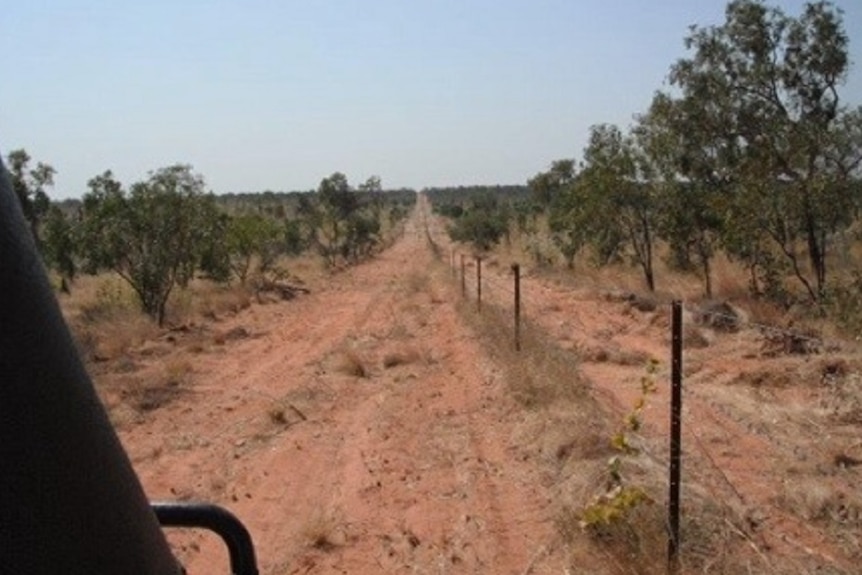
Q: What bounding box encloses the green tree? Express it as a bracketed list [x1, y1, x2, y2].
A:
[358, 175, 382, 193]
[41, 205, 78, 287]
[6, 149, 55, 244]
[528, 159, 575, 207]
[78, 165, 224, 325]
[315, 172, 354, 266]
[305, 172, 384, 266]
[578, 124, 659, 291]
[226, 213, 283, 284]
[198, 212, 232, 283]
[637, 93, 726, 297]
[447, 193, 508, 252]
[668, 0, 862, 302]
[283, 218, 308, 255]
[546, 183, 589, 269]
[530, 160, 582, 267]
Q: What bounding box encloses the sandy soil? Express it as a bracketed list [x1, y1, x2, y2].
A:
[101, 200, 562, 574]
[97, 196, 862, 574]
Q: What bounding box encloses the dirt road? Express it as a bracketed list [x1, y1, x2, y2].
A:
[104, 196, 861, 574]
[112, 200, 563, 574]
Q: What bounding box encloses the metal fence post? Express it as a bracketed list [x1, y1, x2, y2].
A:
[668, 300, 683, 573]
[460, 254, 466, 298]
[512, 263, 521, 351]
[476, 256, 482, 312]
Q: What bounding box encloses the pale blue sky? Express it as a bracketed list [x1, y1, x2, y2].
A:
[2, 1, 861, 198]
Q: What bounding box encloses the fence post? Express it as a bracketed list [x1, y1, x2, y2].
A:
[460, 254, 466, 298]
[476, 256, 482, 312]
[668, 300, 683, 573]
[512, 263, 521, 351]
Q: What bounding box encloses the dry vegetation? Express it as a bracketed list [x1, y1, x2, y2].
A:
[56, 253, 323, 428]
[454, 299, 747, 574]
[48, 201, 862, 574]
[442, 214, 862, 574]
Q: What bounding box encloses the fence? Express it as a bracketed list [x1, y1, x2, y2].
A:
[431, 226, 851, 572]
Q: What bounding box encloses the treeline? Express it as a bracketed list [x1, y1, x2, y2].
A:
[425, 185, 533, 251]
[431, 0, 862, 311]
[5, 150, 415, 325]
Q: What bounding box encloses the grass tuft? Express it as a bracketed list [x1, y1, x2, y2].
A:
[299, 510, 342, 552]
[337, 349, 369, 378]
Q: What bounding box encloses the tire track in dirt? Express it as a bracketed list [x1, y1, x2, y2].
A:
[116, 204, 562, 574]
[115, 193, 861, 573]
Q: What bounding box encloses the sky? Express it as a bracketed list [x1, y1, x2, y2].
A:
[2, 1, 861, 199]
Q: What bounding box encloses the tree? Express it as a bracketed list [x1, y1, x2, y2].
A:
[6, 149, 55, 245]
[78, 165, 224, 325]
[637, 93, 727, 297]
[358, 175, 382, 193]
[358, 175, 385, 236]
[344, 213, 381, 260]
[576, 124, 659, 291]
[41, 205, 78, 288]
[447, 193, 508, 252]
[668, 0, 862, 303]
[314, 172, 354, 266]
[528, 159, 575, 206]
[530, 160, 582, 267]
[545, 178, 589, 269]
[225, 213, 283, 284]
[283, 218, 308, 256]
[305, 172, 384, 267]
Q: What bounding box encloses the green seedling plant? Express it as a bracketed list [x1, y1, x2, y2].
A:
[581, 359, 659, 531]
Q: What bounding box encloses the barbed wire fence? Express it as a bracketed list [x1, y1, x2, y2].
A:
[420, 208, 855, 572]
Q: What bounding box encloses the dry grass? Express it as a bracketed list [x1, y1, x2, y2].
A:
[73, 315, 159, 364]
[404, 271, 427, 295]
[448, 268, 841, 574]
[454, 296, 663, 571]
[577, 342, 652, 366]
[164, 358, 193, 385]
[778, 479, 862, 527]
[123, 358, 193, 413]
[709, 254, 755, 299]
[114, 359, 192, 415]
[564, 502, 669, 575]
[176, 280, 253, 322]
[68, 275, 138, 320]
[460, 299, 588, 409]
[336, 349, 369, 378]
[684, 326, 712, 349]
[62, 276, 160, 363]
[737, 296, 789, 327]
[61, 274, 258, 364]
[268, 406, 289, 425]
[129, 382, 184, 413]
[299, 509, 343, 552]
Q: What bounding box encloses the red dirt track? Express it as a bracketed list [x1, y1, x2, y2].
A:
[102, 196, 861, 574]
[112, 200, 563, 574]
